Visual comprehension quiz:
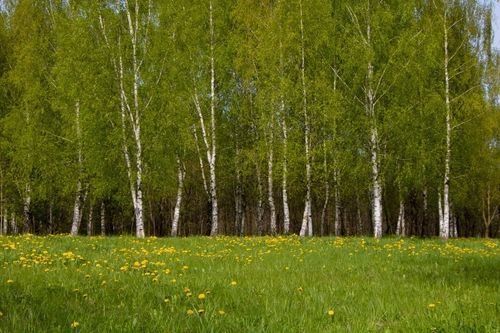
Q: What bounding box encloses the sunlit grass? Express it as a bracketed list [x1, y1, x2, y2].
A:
[0, 235, 499, 332]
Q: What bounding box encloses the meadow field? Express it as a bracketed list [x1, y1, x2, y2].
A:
[0, 235, 499, 332]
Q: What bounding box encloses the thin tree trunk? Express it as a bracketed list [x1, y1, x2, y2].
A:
[438, 190, 444, 237]
[299, 0, 312, 237]
[279, 37, 290, 235]
[396, 199, 405, 236]
[11, 212, 18, 235]
[441, 7, 451, 241]
[100, 202, 105, 236]
[87, 203, 93, 236]
[365, 1, 382, 239]
[171, 157, 185, 237]
[267, 122, 277, 235]
[208, 0, 218, 236]
[48, 201, 53, 234]
[70, 101, 84, 236]
[2, 209, 7, 235]
[23, 184, 31, 233]
[280, 97, 290, 235]
[320, 142, 329, 236]
[357, 195, 363, 235]
[256, 163, 264, 236]
[334, 170, 341, 236]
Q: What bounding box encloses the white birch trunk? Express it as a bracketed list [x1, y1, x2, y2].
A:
[87, 203, 93, 236]
[279, 37, 290, 235]
[10, 212, 18, 235]
[320, 142, 329, 236]
[441, 6, 451, 241]
[280, 97, 290, 235]
[438, 190, 444, 236]
[334, 171, 341, 236]
[396, 199, 405, 236]
[71, 102, 83, 236]
[23, 184, 31, 233]
[100, 202, 105, 236]
[366, 2, 383, 239]
[2, 209, 6, 235]
[299, 0, 312, 237]
[171, 157, 185, 237]
[267, 125, 277, 236]
[256, 163, 264, 236]
[208, 0, 218, 236]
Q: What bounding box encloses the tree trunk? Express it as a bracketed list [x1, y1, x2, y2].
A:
[11, 212, 18, 235]
[87, 203, 93, 236]
[23, 184, 31, 233]
[100, 202, 106, 236]
[256, 163, 264, 236]
[171, 157, 185, 237]
[396, 199, 405, 236]
[438, 190, 444, 237]
[208, 0, 218, 236]
[299, 0, 312, 237]
[267, 125, 277, 235]
[334, 171, 341, 236]
[280, 97, 290, 235]
[320, 142, 329, 236]
[441, 5, 451, 241]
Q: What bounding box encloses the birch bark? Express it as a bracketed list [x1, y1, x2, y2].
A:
[171, 157, 185, 237]
[298, 0, 312, 237]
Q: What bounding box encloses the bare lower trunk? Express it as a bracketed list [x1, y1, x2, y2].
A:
[438, 190, 444, 236]
[48, 201, 53, 234]
[22, 183, 31, 233]
[235, 162, 243, 236]
[396, 199, 405, 236]
[281, 100, 290, 235]
[320, 142, 329, 236]
[256, 163, 264, 236]
[11, 212, 18, 235]
[334, 174, 341, 236]
[299, 0, 312, 237]
[87, 203, 93, 236]
[268, 134, 277, 235]
[70, 179, 82, 236]
[100, 202, 106, 236]
[3, 209, 7, 234]
[357, 195, 363, 235]
[171, 157, 185, 237]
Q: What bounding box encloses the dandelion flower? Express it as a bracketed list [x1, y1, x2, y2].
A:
[6, 279, 13, 284]
[71, 321, 80, 328]
[218, 310, 225, 315]
[327, 309, 335, 316]
[186, 309, 194, 315]
[198, 293, 206, 300]
[428, 303, 436, 309]
[230, 281, 237, 286]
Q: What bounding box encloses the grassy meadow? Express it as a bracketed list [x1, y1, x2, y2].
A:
[0, 235, 499, 332]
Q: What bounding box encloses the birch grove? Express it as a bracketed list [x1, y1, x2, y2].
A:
[0, 0, 496, 238]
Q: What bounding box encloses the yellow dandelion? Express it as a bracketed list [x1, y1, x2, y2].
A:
[428, 303, 436, 309]
[198, 293, 206, 300]
[71, 321, 80, 328]
[6, 279, 14, 284]
[198, 309, 205, 314]
[230, 281, 237, 286]
[327, 309, 335, 316]
[218, 310, 225, 315]
[186, 309, 194, 315]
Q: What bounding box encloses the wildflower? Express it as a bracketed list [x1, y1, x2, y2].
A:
[198, 293, 206, 300]
[428, 303, 436, 309]
[230, 281, 237, 286]
[218, 310, 225, 315]
[197, 309, 205, 314]
[327, 309, 335, 316]
[186, 309, 194, 315]
[71, 321, 80, 328]
[6, 279, 13, 284]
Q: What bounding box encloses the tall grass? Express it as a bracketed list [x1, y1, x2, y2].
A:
[1, 235, 499, 332]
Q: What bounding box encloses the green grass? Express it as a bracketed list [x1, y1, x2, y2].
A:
[0, 235, 499, 332]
